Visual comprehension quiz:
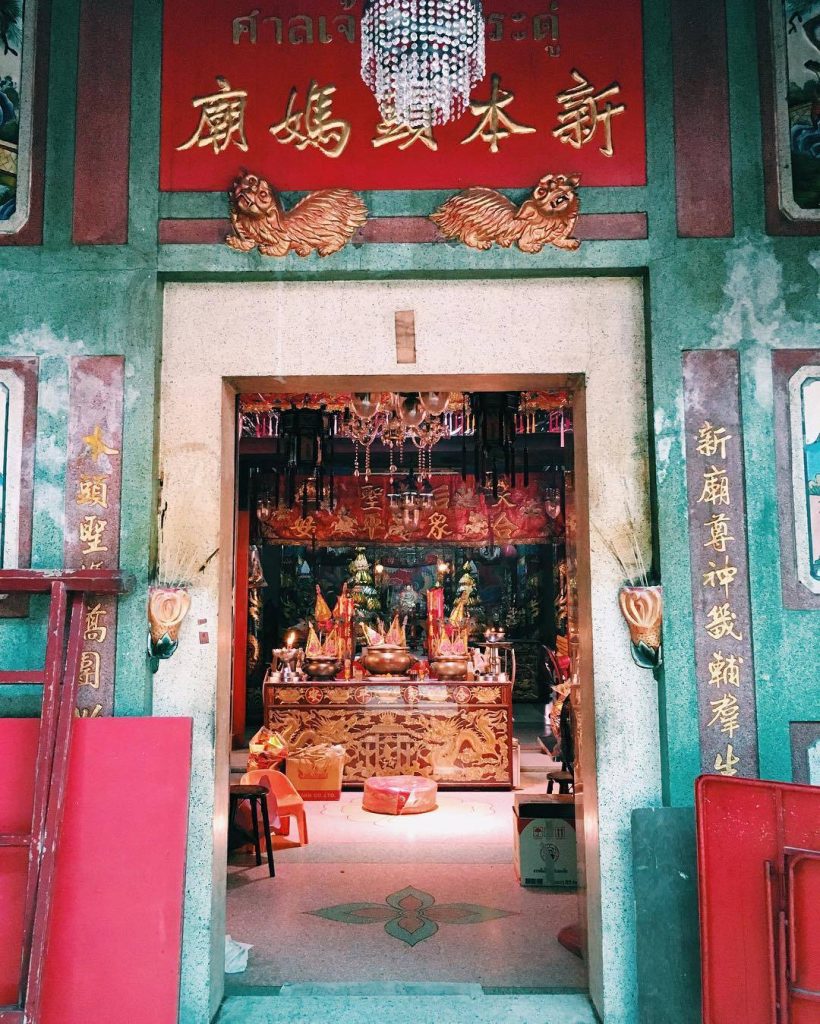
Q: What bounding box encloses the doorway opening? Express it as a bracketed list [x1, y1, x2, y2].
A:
[156, 277, 658, 1023]
[225, 379, 587, 992]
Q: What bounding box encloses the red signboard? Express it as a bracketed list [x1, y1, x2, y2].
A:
[160, 0, 646, 192]
[257, 472, 562, 546]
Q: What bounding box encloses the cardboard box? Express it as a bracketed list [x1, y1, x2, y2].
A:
[513, 794, 577, 888]
[286, 744, 345, 801]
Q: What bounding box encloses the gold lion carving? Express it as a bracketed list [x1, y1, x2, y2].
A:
[430, 173, 581, 253]
[226, 172, 368, 257]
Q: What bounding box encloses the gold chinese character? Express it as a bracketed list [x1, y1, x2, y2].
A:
[359, 485, 382, 512]
[708, 692, 740, 738]
[290, 515, 316, 539]
[426, 512, 452, 541]
[80, 561, 104, 570]
[696, 421, 732, 460]
[270, 81, 350, 158]
[83, 425, 119, 462]
[363, 510, 382, 540]
[78, 650, 101, 689]
[491, 511, 517, 541]
[462, 74, 536, 153]
[702, 556, 739, 598]
[714, 744, 739, 777]
[177, 76, 249, 154]
[372, 118, 438, 151]
[76, 474, 109, 509]
[84, 603, 108, 643]
[704, 513, 734, 553]
[552, 68, 625, 157]
[75, 703, 103, 718]
[704, 602, 742, 641]
[708, 651, 743, 688]
[78, 515, 108, 555]
[698, 466, 730, 506]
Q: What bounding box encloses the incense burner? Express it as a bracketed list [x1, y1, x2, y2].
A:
[304, 657, 341, 680]
[361, 645, 413, 677]
[431, 656, 470, 681]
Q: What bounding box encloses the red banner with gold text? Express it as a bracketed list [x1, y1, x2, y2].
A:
[257, 474, 562, 545]
[160, 0, 645, 192]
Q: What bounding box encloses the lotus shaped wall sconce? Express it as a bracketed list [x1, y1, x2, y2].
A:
[618, 584, 663, 669]
[148, 585, 191, 671]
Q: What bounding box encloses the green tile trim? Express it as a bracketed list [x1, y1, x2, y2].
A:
[158, 186, 649, 220]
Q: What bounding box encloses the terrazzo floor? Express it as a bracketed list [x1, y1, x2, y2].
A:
[225, 768, 586, 991]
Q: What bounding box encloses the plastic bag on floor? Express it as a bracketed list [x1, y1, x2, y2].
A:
[225, 935, 253, 974]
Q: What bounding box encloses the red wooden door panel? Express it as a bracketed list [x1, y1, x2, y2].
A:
[696, 775, 820, 1024]
[0, 717, 191, 1024]
[787, 849, 820, 1023]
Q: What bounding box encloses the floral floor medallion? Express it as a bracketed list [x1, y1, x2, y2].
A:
[308, 885, 515, 946]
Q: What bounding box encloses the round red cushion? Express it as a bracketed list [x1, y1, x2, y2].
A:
[362, 775, 438, 815]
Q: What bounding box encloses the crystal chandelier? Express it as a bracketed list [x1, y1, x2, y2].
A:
[361, 0, 486, 129]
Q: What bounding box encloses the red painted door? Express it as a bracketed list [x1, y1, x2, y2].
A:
[696, 775, 820, 1024]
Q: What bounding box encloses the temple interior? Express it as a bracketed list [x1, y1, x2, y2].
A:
[226, 386, 585, 989]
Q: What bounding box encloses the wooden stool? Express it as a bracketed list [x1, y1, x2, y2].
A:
[546, 769, 574, 795]
[229, 784, 275, 877]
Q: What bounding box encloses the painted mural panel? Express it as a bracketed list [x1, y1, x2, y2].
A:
[0, 0, 35, 231]
[160, 0, 646, 191]
[0, 359, 37, 617]
[773, 1, 820, 219]
[789, 367, 820, 593]
[773, 351, 820, 609]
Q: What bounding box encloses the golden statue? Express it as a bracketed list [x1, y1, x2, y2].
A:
[226, 172, 367, 257]
[430, 173, 581, 253]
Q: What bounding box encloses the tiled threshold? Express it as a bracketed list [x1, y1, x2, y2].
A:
[216, 984, 598, 1024]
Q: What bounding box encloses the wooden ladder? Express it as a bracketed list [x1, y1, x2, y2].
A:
[0, 571, 130, 1024]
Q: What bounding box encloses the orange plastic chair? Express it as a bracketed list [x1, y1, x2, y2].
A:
[241, 768, 309, 846]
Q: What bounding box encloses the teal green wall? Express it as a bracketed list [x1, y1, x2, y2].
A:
[2, 0, 818, 795]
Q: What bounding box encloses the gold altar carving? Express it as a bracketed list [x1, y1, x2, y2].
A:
[226, 172, 367, 257]
[430, 173, 581, 253]
[266, 680, 512, 786]
[268, 681, 507, 707]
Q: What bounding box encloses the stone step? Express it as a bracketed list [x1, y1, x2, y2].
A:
[216, 989, 597, 1024]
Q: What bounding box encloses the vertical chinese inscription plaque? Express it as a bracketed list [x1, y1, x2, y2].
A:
[683, 350, 759, 778]
[64, 357, 125, 717]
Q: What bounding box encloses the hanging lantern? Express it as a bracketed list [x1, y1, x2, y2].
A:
[351, 392, 381, 420]
[396, 392, 427, 427]
[419, 391, 451, 415]
[361, 0, 486, 129]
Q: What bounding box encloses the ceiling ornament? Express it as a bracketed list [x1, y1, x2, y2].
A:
[361, 0, 485, 129]
[243, 392, 573, 520]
